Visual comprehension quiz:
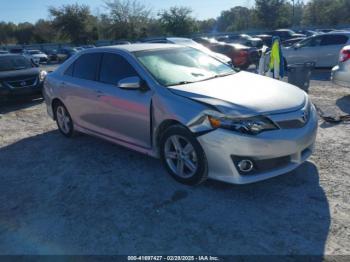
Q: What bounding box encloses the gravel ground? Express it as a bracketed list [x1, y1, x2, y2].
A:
[0, 69, 349, 255]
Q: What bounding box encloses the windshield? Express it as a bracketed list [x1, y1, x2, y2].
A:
[0, 56, 32, 71]
[134, 47, 235, 86]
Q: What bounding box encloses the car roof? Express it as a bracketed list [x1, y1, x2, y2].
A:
[95, 43, 182, 53]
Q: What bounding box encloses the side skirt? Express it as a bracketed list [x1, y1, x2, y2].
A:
[74, 124, 159, 159]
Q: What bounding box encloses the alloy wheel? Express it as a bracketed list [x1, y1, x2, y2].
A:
[56, 105, 71, 134]
[164, 135, 198, 178]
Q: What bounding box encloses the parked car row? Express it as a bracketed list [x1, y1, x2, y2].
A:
[188, 28, 348, 69]
[1, 27, 349, 106]
[0, 45, 97, 65]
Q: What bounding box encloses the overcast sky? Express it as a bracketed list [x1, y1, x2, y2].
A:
[0, 0, 270, 24]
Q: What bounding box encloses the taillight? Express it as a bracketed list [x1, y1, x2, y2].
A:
[339, 49, 350, 62]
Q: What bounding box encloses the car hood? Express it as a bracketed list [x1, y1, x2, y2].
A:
[168, 71, 306, 116]
[0, 68, 40, 81]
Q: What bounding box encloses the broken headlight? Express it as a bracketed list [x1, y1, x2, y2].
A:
[207, 113, 278, 135]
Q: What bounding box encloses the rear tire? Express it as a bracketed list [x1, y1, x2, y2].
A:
[160, 125, 208, 185]
[54, 102, 75, 138]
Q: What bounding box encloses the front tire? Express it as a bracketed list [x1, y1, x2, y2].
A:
[54, 102, 75, 137]
[160, 125, 208, 185]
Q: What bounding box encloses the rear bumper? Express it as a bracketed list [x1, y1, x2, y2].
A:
[197, 105, 318, 184]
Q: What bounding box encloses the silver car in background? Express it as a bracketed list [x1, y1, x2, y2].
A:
[332, 45, 350, 87]
[43, 44, 318, 185]
[283, 32, 350, 67]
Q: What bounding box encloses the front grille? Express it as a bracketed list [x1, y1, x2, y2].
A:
[274, 102, 311, 129]
[231, 155, 291, 175]
[5, 77, 38, 89]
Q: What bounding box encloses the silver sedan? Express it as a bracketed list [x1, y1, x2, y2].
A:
[43, 44, 318, 185]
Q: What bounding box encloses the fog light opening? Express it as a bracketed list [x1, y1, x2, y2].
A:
[238, 159, 254, 173]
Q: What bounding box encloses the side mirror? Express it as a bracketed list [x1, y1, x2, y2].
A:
[118, 76, 148, 91]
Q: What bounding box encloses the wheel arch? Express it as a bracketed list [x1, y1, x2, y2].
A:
[154, 119, 186, 152]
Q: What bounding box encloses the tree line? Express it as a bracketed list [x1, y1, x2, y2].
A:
[0, 0, 349, 45]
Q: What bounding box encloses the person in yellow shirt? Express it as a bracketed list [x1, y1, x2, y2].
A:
[269, 36, 285, 79]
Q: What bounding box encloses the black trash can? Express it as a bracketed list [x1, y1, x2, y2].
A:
[287, 62, 315, 91]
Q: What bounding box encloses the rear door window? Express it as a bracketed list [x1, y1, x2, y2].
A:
[320, 35, 349, 46]
[73, 53, 102, 81]
[99, 53, 138, 85]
